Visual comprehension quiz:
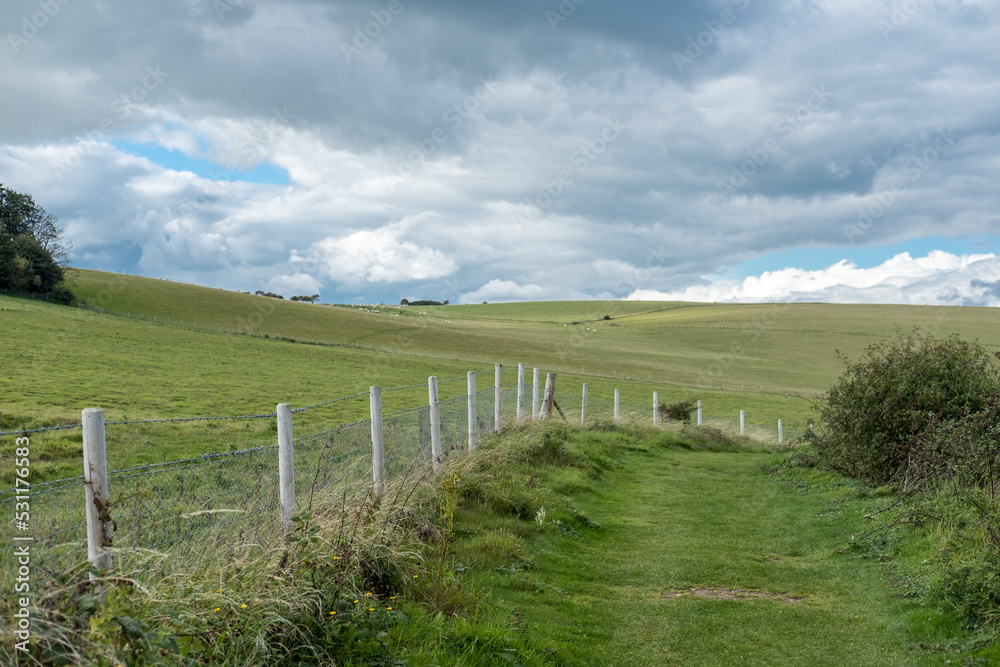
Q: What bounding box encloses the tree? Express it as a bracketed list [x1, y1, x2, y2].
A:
[400, 298, 409, 306]
[0, 185, 73, 303]
[0, 184, 73, 264]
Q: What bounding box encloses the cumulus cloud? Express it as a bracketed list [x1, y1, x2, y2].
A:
[295, 218, 458, 285]
[265, 273, 322, 298]
[460, 279, 546, 303]
[628, 252, 1000, 306]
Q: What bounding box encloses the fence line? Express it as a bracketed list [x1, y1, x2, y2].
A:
[1, 364, 804, 591]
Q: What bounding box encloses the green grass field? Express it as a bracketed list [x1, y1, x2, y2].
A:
[4, 271, 1000, 664]
[1, 269, 997, 479]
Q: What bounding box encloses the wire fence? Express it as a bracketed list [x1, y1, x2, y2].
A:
[1, 367, 806, 592]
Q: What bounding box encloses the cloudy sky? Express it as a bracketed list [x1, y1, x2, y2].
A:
[2, 0, 999, 305]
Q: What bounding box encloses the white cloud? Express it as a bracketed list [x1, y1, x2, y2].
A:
[461, 279, 546, 303]
[3, 1, 1000, 303]
[296, 218, 458, 284]
[265, 273, 321, 297]
[628, 252, 1000, 306]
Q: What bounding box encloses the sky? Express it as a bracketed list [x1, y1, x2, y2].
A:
[2, 0, 999, 306]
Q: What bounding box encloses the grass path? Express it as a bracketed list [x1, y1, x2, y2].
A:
[492, 443, 934, 666]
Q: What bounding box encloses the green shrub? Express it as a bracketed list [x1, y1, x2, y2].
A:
[659, 398, 697, 423]
[815, 332, 1000, 484]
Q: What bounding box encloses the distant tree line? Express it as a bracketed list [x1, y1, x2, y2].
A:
[400, 299, 449, 306]
[253, 292, 321, 302]
[0, 184, 74, 303]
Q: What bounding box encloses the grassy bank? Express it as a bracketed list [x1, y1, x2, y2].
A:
[9, 422, 995, 665]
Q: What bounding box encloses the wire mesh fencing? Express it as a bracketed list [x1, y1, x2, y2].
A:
[1, 366, 803, 592]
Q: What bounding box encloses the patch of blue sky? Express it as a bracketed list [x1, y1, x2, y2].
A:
[112, 140, 289, 185]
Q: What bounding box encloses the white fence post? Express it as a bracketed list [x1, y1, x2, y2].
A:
[494, 364, 502, 435]
[429, 376, 442, 473]
[82, 408, 113, 595]
[581, 383, 588, 425]
[614, 389, 620, 422]
[468, 372, 478, 451]
[517, 363, 525, 420]
[277, 403, 295, 532]
[778, 419, 783, 444]
[540, 373, 556, 420]
[370, 387, 385, 497]
[653, 392, 659, 425]
[740, 410, 745, 435]
[532, 368, 539, 419]
[697, 400, 703, 427]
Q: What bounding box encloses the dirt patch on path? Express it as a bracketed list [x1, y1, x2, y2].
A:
[661, 587, 807, 604]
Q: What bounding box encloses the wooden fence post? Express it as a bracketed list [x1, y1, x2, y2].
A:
[740, 410, 745, 435]
[517, 363, 525, 420]
[614, 389, 620, 422]
[277, 403, 295, 533]
[697, 400, 702, 427]
[494, 364, 502, 435]
[467, 372, 477, 451]
[540, 373, 556, 420]
[428, 376, 442, 473]
[532, 368, 539, 419]
[370, 387, 385, 497]
[653, 392, 659, 425]
[82, 408, 112, 598]
[581, 383, 588, 425]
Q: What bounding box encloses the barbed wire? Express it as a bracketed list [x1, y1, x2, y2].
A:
[0, 423, 82, 437]
[0, 474, 85, 500]
[294, 420, 370, 447]
[382, 382, 428, 393]
[383, 404, 429, 420]
[107, 447, 279, 483]
[292, 390, 371, 413]
[106, 413, 276, 426]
